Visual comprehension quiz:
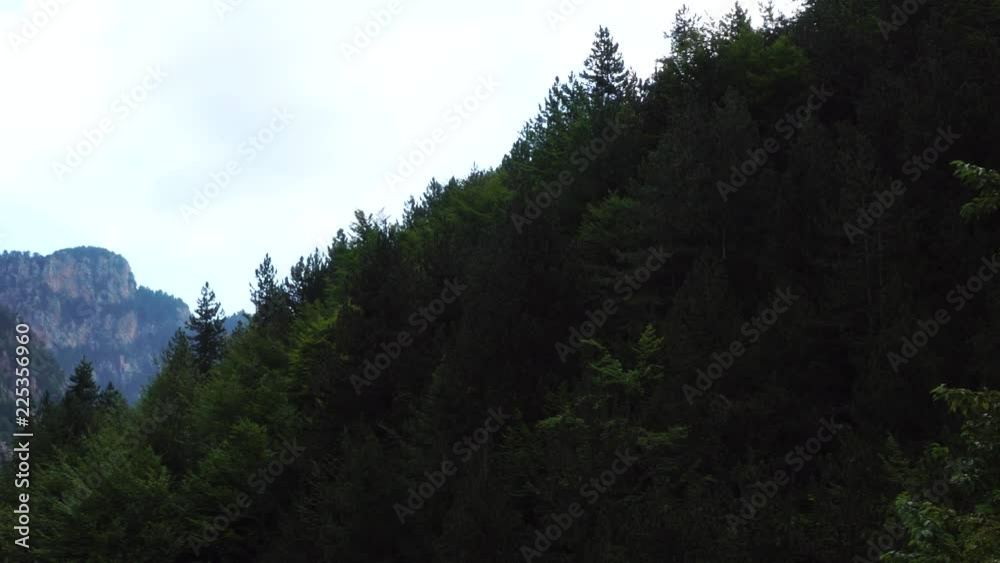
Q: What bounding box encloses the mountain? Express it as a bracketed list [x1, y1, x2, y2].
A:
[223, 311, 249, 333]
[3, 3, 1000, 561]
[0, 247, 189, 400]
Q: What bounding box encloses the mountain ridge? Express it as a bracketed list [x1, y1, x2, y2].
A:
[0, 246, 189, 400]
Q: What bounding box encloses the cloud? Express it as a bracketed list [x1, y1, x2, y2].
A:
[0, 0, 800, 312]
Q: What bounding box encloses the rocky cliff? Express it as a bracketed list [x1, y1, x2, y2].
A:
[0, 247, 189, 401]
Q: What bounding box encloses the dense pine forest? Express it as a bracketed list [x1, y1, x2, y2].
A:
[4, 0, 1000, 561]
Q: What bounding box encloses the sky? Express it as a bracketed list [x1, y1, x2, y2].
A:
[0, 0, 800, 314]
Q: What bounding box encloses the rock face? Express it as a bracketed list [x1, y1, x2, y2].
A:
[0, 305, 66, 438]
[0, 247, 189, 401]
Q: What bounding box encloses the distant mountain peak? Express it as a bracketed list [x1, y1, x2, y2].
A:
[0, 247, 189, 401]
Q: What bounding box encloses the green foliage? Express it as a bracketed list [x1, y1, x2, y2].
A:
[880, 163, 1000, 562]
[186, 282, 227, 375]
[63, 359, 99, 438]
[954, 160, 1000, 223]
[581, 26, 640, 111]
[5, 3, 1000, 561]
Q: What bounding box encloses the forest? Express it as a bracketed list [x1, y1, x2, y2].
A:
[2, 0, 1000, 561]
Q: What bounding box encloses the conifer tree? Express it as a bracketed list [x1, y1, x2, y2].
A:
[96, 381, 125, 412]
[63, 358, 99, 437]
[250, 254, 291, 331]
[66, 358, 98, 404]
[186, 282, 226, 375]
[581, 26, 638, 110]
[162, 328, 195, 374]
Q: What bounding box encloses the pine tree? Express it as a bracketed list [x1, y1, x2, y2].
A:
[581, 26, 638, 110]
[66, 358, 98, 404]
[96, 381, 125, 413]
[250, 254, 279, 312]
[63, 358, 99, 437]
[141, 328, 198, 474]
[162, 328, 195, 374]
[186, 282, 226, 375]
[250, 254, 290, 331]
[286, 243, 335, 313]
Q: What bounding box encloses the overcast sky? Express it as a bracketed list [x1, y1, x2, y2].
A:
[0, 0, 800, 314]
